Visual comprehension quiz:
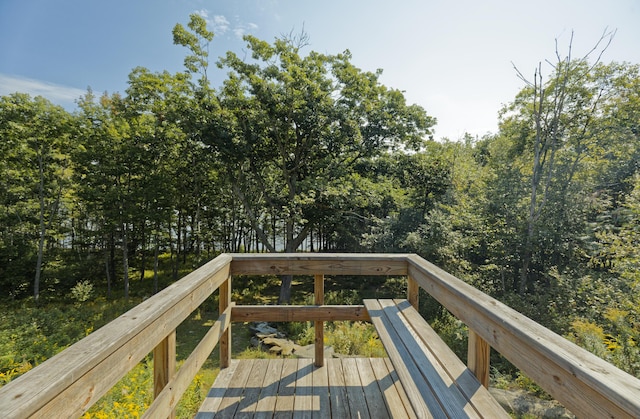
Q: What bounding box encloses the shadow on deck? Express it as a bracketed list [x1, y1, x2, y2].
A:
[197, 358, 414, 419]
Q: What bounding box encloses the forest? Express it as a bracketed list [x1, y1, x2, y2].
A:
[1, 14, 639, 411]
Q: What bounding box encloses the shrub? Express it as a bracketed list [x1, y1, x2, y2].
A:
[325, 321, 386, 357]
[69, 280, 94, 304]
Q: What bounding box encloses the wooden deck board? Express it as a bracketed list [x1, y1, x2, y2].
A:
[357, 357, 393, 417]
[342, 357, 371, 418]
[311, 359, 330, 419]
[253, 359, 285, 419]
[198, 358, 415, 418]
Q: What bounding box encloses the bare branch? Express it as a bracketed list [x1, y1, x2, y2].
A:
[280, 23, 310, 51]
[585, 27, 617, 71]
[512, 61, 535, 86]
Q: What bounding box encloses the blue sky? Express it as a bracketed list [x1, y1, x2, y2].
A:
[1, 0, 639, 140]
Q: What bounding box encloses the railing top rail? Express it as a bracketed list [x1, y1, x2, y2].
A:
[0, 254, 232, 419]
[2, 252, 639, 419]
[229, 252, 412, 276]
[405, 254, 640, 418]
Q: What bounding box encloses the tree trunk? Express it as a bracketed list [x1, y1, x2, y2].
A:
[34, 155, 46, 303]
[109, 230, 115, 298]
[122, 222, 129, 300]
[153, 234, 159, 294]
[105, 245, 112, 299]
[139, 223, 146, 281]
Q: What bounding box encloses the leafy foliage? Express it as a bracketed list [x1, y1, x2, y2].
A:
[2, 16, 640, 416]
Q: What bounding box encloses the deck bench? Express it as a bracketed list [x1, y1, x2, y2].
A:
[364, 299, 509, 419]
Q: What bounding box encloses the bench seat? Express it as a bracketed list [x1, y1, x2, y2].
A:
[364, 299, 509, 419]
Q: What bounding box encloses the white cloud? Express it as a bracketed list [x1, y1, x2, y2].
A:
[194, 9, 257, 39]
[0, 74, 85, 106]
[212, 15, 230, 35]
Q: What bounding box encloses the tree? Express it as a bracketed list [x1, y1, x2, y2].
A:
[0, 93, 74, 302]
[173, 16, 435, 301]
[507, 31, 615, 293]
[75, 91, 139, 299]
[216, 34, 434, 301]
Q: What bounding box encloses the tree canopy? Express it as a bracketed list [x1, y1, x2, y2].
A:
[0, 16, 639, 376]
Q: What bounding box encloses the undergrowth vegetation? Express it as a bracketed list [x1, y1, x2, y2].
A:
[2, 267, 638, 417]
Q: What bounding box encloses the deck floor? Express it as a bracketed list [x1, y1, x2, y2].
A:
[196, 358, 417, 418]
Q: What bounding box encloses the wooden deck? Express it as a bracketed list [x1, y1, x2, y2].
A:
[196, 358, 417, 418]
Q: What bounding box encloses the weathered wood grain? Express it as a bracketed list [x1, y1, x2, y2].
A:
[314, 274, 324, 368]
[235, 359, 270, 418]
[407, 255, 640, 418]
[0, 254, 232, 419]
[144, 305, 233, 418]
[196, 360, 239, 418]
[253, 359, 285, 419]
[292, 358, 314, 419]
[391, 299, 507, 417]
[273, 358, 298, 419]
[231, 304, 370, 322]
[4, 252, 639, 419]
[369, 357, 415, 419]
[311, 360, 330, 419]
[357, 357, 391, 417]
[153, 330, 176, 419]
[230, 253, 409, 276]
[467, 330, 490, 388]
[326, 358, 350, 418]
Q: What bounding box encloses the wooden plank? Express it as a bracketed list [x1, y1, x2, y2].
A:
[146, 305, 233, 418]
[314, 274, 325, 367]
[342, 357, 371, 418]
[196, 360, 239, 419]
[293, 358, 314, 419]
[467, 330, 490, 388]
[274, 359, 298, 419]
[370, 357, 416, 419]
[407, 255, 640, 418]
[153, 330, 176, 419]
[395, 300, 508, 417]
[384, 358, 416, 419]
[216, 359, 255, 419]
[364, 299, 439, 419]
[357, 358, 391, 417]
[326, 358, 350, 418]
[234, 359, 269, 418]
[232, 304, 370, 322]
[312, 360, 330, 419]
[252, 358, 285, 419]
[0, 253, 232, 419]
[407, 275, 419, 310]
[377, 299, 476, 418]
[219, 275, 232, 369]
[230, 253, 409, 276]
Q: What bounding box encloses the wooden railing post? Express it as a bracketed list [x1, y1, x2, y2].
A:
[468, 329, 490, 388]
[314, 274, 324, 367]
[407, 275, 419, 310]
[153, 330, 176, 419]
[220, 274, 232, 368]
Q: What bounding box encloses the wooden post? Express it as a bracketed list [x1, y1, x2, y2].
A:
[407, 275, 419, 310]
[220, 275, 232, 369]
[468, 329, 490, 388]
[314, 274, 324, 367]
[153, 330, 176, 419]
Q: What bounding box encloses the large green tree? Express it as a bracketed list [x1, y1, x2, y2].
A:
[174, 15, 435, 301]
[218, 38, 434, 301]
[0, 94, 75, 301]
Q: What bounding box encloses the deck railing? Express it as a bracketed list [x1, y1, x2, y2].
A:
[1, 253, 639, 418]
